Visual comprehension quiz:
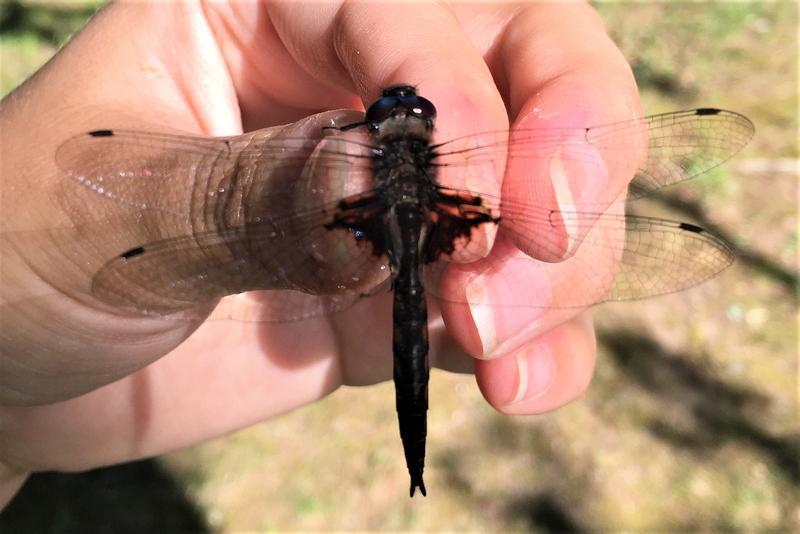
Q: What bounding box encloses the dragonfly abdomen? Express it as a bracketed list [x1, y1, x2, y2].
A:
[388, 203, 431, 497]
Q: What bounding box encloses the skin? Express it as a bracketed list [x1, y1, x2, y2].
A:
[0, 0, 641, 505]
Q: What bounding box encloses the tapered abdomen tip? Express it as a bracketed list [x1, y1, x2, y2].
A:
[409, 475, 427, 497]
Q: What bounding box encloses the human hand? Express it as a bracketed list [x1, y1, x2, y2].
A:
[0, 0, 640, 503]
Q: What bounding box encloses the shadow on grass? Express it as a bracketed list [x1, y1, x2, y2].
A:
[631, 60, 690, 98]
[435, 416, 592, 532]
[653, 192, 798, 295]
[0, 459, 209, 534]
[0, 0, 99, 44]
[434, 325, 796, 529]
[600, 328, 799, 486]
[504, 494, 586, 533]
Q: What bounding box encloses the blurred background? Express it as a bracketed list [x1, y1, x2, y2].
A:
[0, 1, 796, 531]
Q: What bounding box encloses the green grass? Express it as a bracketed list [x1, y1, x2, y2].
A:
[0, 0, 102, 95]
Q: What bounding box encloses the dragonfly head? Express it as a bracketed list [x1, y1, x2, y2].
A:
[365, 84, 437, 135]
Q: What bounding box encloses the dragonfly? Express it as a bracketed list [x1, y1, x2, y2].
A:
[55, 85, 754, 496]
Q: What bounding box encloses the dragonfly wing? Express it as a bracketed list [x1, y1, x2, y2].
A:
[90, 217, 390, 321]
[52, 114, 392, 321]
[432, 108, 754, 208]
[609, 109, 754, 198]
[426, 211, 734, 309]
[55, 115, 376, 226]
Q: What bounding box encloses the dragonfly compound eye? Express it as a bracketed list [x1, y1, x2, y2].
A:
[400, 95, 436, 121]
[366, 92, 437, 126]
[365, 96, 402, 124]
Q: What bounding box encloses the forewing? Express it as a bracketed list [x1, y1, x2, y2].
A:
[54, 120, 390, 321]
[594, 109, 755, 198]
[432, 108, 754, 207]
[55, 123, 376, 224]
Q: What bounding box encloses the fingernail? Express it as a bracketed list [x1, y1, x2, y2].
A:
[549, 141, 608, 257]
[510, 344, 556, 404]
[466, 275, 497, 355]
[465, 259, 551, 357]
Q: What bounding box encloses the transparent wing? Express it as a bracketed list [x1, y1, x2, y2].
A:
[425, 210, 735, 308]
[433, 108, 754, 204]
[58, 109, 754, 223]
[55, 122, 387, 321]
[56, 124, 376, 222]
[52, 108, 747, 321]
[89, 218, 391, 321]
[418, 108, 748, 307]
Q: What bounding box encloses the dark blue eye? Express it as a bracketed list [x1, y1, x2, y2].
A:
[399, 95, 436, 121]
[365, 96, 400, 123]
[365, 87, 437, 125]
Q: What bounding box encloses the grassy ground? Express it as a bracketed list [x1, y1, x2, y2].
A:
[1, 1, 797, 531]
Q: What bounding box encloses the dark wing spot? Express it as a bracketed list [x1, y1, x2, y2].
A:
[120, 246, 145, 259]
[695, 108, 721, 116]
[324, 192, 387, 257]
[88, 129, 114, 137]
[425, 191, 498, 262]
[679, 222, 705, 233]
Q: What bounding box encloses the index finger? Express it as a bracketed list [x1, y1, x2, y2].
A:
[494, 1, 643, 261]
[441, 2, 642, 357]
[264, 0, 511, 189]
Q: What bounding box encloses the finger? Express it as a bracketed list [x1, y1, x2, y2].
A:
[495, 1, 643, 261]
[0, 466, 27, 509]
[201, 1, 361, 128]
[438, 3, 641, 357]
[439, 199, 624, 357]
[475, 311, 596, 415]
[264, 1, 510, 204]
